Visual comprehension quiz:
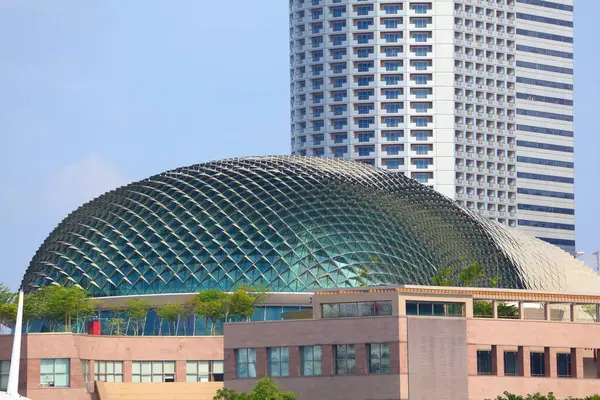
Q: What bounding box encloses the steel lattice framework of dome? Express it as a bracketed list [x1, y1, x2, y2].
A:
[21, 156, 600, 296]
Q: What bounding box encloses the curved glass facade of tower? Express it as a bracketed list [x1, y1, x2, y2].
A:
[289, 0, 575, 254]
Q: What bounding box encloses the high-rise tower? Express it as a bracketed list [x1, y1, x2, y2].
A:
[289, 0, 575, 254]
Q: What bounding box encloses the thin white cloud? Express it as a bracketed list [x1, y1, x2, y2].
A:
[43, 155, 126, 216]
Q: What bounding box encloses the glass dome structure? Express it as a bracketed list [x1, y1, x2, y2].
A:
[21, 156, 600, 296]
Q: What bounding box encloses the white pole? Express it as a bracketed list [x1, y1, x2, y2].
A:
[7, 291, 24, 396]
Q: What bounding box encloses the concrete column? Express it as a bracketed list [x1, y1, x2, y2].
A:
[571, 348, 584, 378]
[492, 301, 498, 319]
[399, 342, 409, 374]
[595, 351, 600, 378]
[321, 345, 334, 376]
[313, 301, 322, 319]
[544, 347, 557, 378]
[467, 344, 478, 376]
[175, 360, 186, 382]
[596, 305, 600, 323]
[255, 348, 268, 378]
[223, 349, 235, 381]
[570, 304, 576, 322]
[355, 344, 368, 375]
[519, 302, 525, 320]
[518, 346, 530, 377]
[492, 345, 504, 376]
[396, 296, 405, 317]
[544, 303, 551, 321]
[70, 357, 85, 389]
[27, 359, 41, 390]
[288, 346, 300, 377]
[88, 360, 95, 387]
[123, 360, 132, 382]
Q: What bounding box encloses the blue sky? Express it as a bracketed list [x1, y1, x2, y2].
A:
[0, 1, 598, 290]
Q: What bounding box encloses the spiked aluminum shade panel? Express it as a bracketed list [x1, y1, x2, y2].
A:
[20, 156, 600, 296]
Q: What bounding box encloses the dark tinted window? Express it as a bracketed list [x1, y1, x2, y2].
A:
[477, 351, 492, 375]
[530, 352, 545, 377]
[504, 351, 519, 376]
[557, 353, 572, 377]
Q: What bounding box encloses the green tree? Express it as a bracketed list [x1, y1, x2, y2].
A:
[106, 304, 127, 335]
[230, 286, 269, 322]
[195, 289, 228, 335]
[106, 317, 127, 335]
[0, 284, 16, 329]
[156, 303, 183, 335]
[0, 302, 17, 329]
[37, 285, 94, 331]
[230, 289, 253, 321]
[432, 261, 498, 288]
[0, 283, 14, 304]
[473, 301, 519, 318]
[458, 262, 486, 286]
[125, 299, 150, 336]
[431, 267, 456, 286]
[181, 298, 198, 335]
[23, 293, 46, 333]
[355, 256, 381, 287]
[213, 377, 296, 400]
[581, 304, 598, 322]
[358, 266, 369, 287]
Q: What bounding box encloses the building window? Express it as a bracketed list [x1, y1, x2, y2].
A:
[384, 131, 404, 141]
[530, 352, 545, 377]
[301, 346, 322, 376]
[335, 345, 355, 375]
[411, 3, 431, 14]
[132, 361, 175, 383]
[557, 353, 572, 378]
[186, 360, 224, 382]
[40, 359, 70, 388]
[368, 344, 390, 374]
[0, 361, 9, 391]
[236, 349, 257, 379]
[94, 361, 124, 382]
[477, 351, 492, 375]
[406, 301, 464, 317]
[212, 361, 224, 381]
[413, 46, 430, 56]
[504, 351, 519, 376]
[268, 347, 289, 377]
[322, 301, 392, 318]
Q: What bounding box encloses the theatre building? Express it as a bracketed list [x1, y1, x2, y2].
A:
[8, 157, 600, 399]
[224, 285, 600, 400]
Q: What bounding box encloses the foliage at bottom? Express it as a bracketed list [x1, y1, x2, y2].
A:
[213, 378, 296, 400]
[490, 392, 600, 400]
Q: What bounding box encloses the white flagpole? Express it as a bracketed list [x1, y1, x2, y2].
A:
[6, 291, 23, 396]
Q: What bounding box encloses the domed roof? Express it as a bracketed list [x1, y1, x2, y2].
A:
[21, 156, 599, 296]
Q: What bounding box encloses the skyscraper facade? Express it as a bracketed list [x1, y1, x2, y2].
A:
[289, 0, 575, 254]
